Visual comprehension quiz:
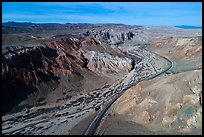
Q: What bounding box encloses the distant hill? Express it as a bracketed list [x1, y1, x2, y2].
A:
[2, 21, 143, 34]
[175, 25, 202, 29]
[2, 21, 35, 27]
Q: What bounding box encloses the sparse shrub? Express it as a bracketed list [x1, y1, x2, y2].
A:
[9, 104, 31, 114]
[36, 102, 46, 107]
[37, 97, 45, 103]
[9, 105, 24, 114]
[95, 106, 100, 111]
[165, 72, 171, 75]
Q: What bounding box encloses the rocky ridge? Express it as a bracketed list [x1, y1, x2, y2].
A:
[2, 36, 132, 114]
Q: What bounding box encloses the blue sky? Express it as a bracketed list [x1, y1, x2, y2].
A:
[2, 2, 202, 26]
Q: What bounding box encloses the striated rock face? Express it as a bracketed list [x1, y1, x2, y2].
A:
[82, 29, 151, 46]
[108, 69, 202, 134]
[148, 36, 202, 73]
[149, 37, 202, 60]
[84, 51, 132, 73]
[2, 39, 85, 86]
[3, 37, 124, 89]
[2, 37, 133, 114]
[2, 38, 85, 114]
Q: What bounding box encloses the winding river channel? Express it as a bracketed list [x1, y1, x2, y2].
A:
[85, 48, 173, 135]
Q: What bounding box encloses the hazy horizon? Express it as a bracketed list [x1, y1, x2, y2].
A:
[2, 21, 202, 28]
[2, 2, 202, 26]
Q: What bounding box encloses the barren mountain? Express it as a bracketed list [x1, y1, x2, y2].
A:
[2, 36, 132, 114]
[96, 69, 202, 135]
[82, 28, 152, 46]
[2, 22, 202, 135]
[147, 36, 202, 73]
[96, 36, 202, 135]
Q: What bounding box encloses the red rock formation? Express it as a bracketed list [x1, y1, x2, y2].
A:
[2, 37, 133, 114]
[2, 38, 87, 86]
[2, 38, 86, 113]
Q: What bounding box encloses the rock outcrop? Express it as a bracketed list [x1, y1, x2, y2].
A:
[2, 37, 133, 114]
[84, 51, 132, 73]
[82, 29, 151, 46]
[104, 69, 202, 134]
[148, 36, 202, 73]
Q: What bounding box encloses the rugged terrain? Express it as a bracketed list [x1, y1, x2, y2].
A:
[147, 36, 202, 73]
[2, 22, 202, 135]
[96, 36, 202, 135]
[2, 36, 132, 114]
[96, 70, 202, 135]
